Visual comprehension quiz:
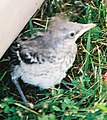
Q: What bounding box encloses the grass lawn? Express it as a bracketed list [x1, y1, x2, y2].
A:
[1, 0, 107, 119]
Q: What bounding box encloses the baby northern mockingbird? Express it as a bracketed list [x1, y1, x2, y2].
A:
[10, 14, 95, 103]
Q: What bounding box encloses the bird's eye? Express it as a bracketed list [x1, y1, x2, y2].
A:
[69, 31, 75, 38]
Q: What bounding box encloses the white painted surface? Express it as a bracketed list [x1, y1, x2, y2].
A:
[0, 0, 45, 58]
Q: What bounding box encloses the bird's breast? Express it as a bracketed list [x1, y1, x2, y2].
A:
[11, 45, 77, 88]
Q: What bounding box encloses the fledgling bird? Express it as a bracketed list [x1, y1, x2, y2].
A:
[10, 14, 96, 103]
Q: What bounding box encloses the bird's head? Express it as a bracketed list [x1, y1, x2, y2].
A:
[47, 14, 96, 50]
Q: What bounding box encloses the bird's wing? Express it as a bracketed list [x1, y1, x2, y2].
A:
[9, 35, 56, 65]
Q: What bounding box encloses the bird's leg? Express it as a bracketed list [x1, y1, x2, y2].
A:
[12, 78, 28, 103]
[61, 81, 72, 90]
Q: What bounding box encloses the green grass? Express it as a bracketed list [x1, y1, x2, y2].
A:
[1, 0, 107, 119]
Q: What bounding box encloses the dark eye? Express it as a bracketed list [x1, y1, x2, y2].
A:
[69, 31, 75, 38]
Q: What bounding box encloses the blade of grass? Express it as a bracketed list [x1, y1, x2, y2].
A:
[0, 71, 7, 81]
[85, 30, 91, 73]
[85, 4, 92, 73]
[29, 19, 35, 36]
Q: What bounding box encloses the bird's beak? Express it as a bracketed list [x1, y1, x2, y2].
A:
[75, 23, 96, 40]
[82, 23, 96, 32]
